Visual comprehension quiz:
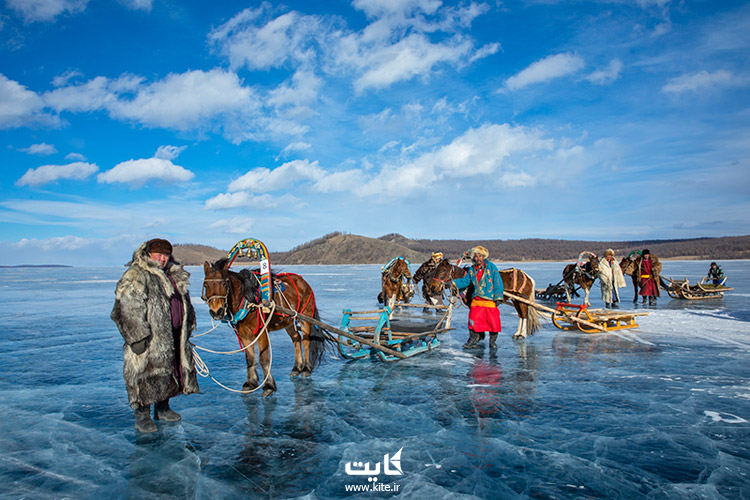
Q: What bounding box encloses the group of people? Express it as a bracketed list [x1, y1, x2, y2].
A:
[112, 238, 724, 433]
[597, 248, 660, 308]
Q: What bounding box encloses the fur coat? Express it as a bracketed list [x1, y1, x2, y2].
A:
[111, 242, 199, 409]
[598, 257, 627, 303]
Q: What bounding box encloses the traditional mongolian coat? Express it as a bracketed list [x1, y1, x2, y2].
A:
[111, 242, 199, 409]
[453, 260, 504, 333]
[598, 257, 627, 304]
[638, 257, 660, 297]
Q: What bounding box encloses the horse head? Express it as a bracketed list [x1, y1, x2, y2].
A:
[388, 258, 411, 282]
[203, 258, 232, 321]
[428, 258, 453, 295]
[586, 254, 600, 276]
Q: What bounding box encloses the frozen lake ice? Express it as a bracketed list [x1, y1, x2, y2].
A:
[1, 260, 749, 499]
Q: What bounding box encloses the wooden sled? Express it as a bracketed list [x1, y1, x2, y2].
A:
[665, 276, 733, 300]
[551, 302, 649, 333]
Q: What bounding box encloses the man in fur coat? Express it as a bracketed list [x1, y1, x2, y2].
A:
[111, 239, 199, 433]
[597, 249, 626, 309]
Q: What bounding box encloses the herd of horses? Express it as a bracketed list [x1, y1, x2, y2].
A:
[200, 251, 660, 396]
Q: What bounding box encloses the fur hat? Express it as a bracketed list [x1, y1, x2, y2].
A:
[604, 248, 615, 257]
[146, 238, 173, 255]
[470, 246, 489, 258]
[642, 248, 650, 256]
[431, 252, 443, 260]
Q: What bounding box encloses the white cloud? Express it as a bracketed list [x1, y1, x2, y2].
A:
[208, 216, 257, 234]
[0, 74, 58, 128]
[6, 0, 88, 23]
[65, 152, 86, 161]
[662, 70, 735, 93]
[352, 0, 442, 19]
[155, 145, 187, 160]
[16, 235, 91, 251]
[20, 143, 57, 155]
[228, 159, 325, 193]
[16, 162, 99, 186]
[44, 70, 261, 134]
[122, 0, 151, 11]
[209, 6, 323, 70]
[352, 33, 474, 92]
[97, 158, 194, 186]
[204, 192, 291, 210]
[503, 53, 585, 91]
[586, 59, 623, 85]
[357, 123, 553, 196]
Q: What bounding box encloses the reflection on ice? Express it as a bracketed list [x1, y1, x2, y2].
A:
[0, 261, 749, 499]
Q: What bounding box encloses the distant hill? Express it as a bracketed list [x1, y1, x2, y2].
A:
[172, 233, 750, 266]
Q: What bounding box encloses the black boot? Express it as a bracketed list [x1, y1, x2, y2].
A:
[648, 296, 657, 306]
[463, 331, 480, 348]
[135, 405, 157, 433]
[154, 399, 181, 422]
[489, 333, 498, 349]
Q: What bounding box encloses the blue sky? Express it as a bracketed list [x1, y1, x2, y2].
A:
[1, 0, 748, 266]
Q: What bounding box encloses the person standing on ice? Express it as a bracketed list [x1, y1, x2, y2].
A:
[452, 246, 504, 349]
[638, 248, 659, 306]
[111, 238, 199, 433]
[597, 249, 626, 309]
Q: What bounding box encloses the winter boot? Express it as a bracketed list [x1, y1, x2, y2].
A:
[135, 405, 157, 433]
[489, 333, 498, 349]
[463, 331, 480, 348]
[648, 296, 657, 306]
[154, 399, 181, 422]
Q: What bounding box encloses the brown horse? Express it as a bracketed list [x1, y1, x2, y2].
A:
[379, 257, 414, 313]
[202, 258, 334, 396]
[562, 253, 599, 306]
[430, 259, 541, 339]
[619, 252, 663, 302]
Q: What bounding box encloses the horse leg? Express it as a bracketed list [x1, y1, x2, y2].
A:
[584, 286, 591, 306]
[256, 332, 277, 397]
[286, 324, 304, 378]
[241, 331, 261, 391]
[299, 321, 315, 378]
[632, 275, 639, 303]
[512, 301, 527, 340]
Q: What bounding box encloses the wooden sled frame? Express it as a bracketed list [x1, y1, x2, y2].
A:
[551, 302, 649, 333]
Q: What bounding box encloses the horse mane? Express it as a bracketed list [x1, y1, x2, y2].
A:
[210, 258, 278, 304]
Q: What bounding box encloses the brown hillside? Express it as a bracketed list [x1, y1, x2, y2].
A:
[172, 234, 750, 266]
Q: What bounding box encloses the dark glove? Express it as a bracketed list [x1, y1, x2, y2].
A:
[130, 337, 149, 355]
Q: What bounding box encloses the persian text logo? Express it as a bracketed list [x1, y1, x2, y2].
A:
[343, 447, 403, 492]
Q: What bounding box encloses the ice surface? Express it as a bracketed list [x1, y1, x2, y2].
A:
[1, 261, 749, 499]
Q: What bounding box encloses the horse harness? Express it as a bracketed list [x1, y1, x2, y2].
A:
[202, 273, 294, 325]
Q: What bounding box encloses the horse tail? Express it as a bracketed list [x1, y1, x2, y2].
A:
[307, 308, 339, 369]
[525, 275, 542, 337]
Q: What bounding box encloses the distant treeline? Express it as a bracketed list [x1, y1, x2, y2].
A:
[174, 233, 750, 266]
[390, 235, 750, 261]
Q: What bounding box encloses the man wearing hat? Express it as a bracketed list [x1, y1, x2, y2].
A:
[413, 251, 445, 313]
[638, 248, 659, 306]
[452, 246, 504, 349]
[598, 249, 626, 308]
[111, 239, 200, 433]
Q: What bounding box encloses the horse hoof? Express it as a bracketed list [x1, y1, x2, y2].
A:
[290, 368, 301, 377]
[262, 388, 275, 397]
[300, 370, 312, 378]
[512, 334, 526, 340]
[242, 382, 259, 391]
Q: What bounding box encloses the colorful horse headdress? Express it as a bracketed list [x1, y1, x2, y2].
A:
[227, 238, 272, 305]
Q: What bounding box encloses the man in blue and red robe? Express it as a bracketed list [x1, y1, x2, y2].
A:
[453, 246, 504, 349]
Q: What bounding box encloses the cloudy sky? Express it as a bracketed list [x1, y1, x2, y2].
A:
[1, 0, 748, 265]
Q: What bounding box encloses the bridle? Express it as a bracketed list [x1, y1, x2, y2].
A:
[202, 277, 230, 313]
